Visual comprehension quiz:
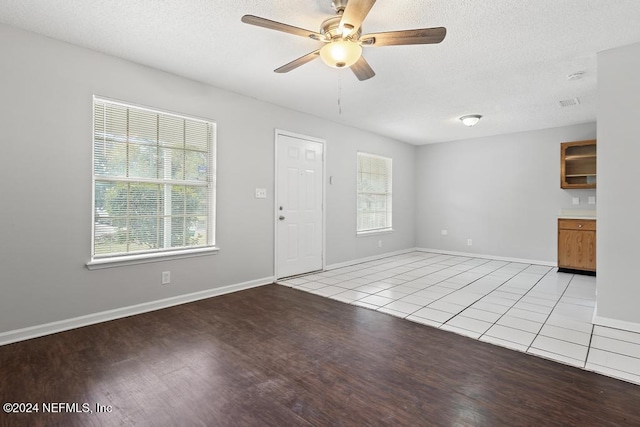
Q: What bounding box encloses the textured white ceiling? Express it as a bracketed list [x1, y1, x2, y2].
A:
[2, 0, 640, 144]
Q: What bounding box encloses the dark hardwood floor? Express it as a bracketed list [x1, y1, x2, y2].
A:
[1, 284, 639, 426]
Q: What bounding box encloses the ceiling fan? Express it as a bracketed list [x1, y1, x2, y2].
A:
[241, 0, 446, 81]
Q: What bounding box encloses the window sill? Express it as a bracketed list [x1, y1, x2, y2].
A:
[356, 229, 394, 237]
[87, 246, 219, 270]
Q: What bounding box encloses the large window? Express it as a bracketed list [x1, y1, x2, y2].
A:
[91, 98, 216, 263]
[357, 152, 392, 233]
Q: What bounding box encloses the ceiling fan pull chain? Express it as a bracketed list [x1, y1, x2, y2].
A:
[338, 74, 342, 115]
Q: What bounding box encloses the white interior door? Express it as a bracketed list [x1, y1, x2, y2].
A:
[276, 132, 324, 279]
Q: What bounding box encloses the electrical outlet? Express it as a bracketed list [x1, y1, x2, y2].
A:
[255, 188, 267, 199]
[441, 229, 448, 236]
[572, 197, 580, 205]
[377, 240, 382, 248]
[467, 239, 473, 246]
[161, 271, 171, 285]
[588, 196, 596, 205]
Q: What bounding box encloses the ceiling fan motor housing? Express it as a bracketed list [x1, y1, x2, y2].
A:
[320, 16, 361, 40]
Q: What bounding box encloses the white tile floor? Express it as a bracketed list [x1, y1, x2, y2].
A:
[277, 251, 640, 386]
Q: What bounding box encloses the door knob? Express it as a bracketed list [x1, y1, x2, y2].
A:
[279, 215, 285, 221]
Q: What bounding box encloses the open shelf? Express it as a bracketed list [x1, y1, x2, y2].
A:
[565, 154, 596, 160]
[561, 140, 596, 189]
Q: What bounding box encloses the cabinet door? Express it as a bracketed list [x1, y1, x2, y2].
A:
[558, 229, 596, 271]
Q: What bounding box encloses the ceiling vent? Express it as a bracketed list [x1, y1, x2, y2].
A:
[559, 97, 581, 108]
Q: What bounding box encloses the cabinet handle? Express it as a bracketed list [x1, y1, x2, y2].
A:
[578, 224, 583, 228]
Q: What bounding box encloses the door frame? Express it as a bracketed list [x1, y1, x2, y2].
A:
[274, 129, 326, 280]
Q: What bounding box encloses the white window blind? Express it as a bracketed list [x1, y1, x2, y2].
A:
[357, 152, 392, 233]
[92, 98, 216, 260]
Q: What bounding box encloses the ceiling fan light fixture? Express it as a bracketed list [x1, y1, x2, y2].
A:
[319, 40, 362, 68]
[241, 0, 447, 80]
[460, 114, 482, 127]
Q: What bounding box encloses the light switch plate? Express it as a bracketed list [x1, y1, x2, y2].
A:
[572, 197, 580, 205]
[588, 196, 596, 205]
[255, 188, 267, 199]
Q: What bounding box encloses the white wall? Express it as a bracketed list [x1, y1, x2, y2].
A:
[595, 41, 640, 329]
[0, 24, 416, 335]
[415, 123, 596, 262]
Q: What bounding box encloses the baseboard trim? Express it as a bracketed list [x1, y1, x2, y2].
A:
[0, 276, 274, 347]
[593, 313, 640, 334]
[325, 248, 418, 270]
[415, 248, 556, 267]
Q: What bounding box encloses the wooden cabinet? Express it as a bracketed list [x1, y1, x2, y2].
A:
[558, 218, 596, 273]
[561, 140, 596, 189]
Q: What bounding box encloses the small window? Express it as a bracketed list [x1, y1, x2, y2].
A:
[92, 98, 216, 261]
[357, 152, 392, 234]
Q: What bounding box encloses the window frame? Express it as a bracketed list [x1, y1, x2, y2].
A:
[87, 96, 218, 269]
[356, 151, 393, 236]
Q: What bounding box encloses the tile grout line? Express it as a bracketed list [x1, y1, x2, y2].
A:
[476, 265, 556, 342]
[583, 323, 596, 369]
[346, 255, 537, 331]
[586, 332, 640, 368]
[339, 255, 496, 311]
[331, 255, 494, 321]
[523, 273, 596, 367]
[381, 257, 510, 324]
[406, 259, 540, 335]
[523, 269, 575, 355]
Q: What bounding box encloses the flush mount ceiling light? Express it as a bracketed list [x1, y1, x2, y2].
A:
[460, 115, 482, 127]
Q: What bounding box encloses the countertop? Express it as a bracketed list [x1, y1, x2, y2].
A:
[558, 210, 596, 220]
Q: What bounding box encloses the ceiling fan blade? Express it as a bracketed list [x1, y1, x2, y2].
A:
[350, 56, 375, 81]
[241, 15, 325, 40]
[339, 0, 376, 36]
[361, 27, 446, 47]
[274, 50, 321, 73]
